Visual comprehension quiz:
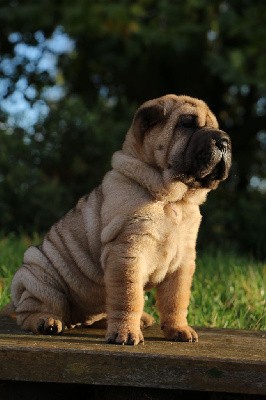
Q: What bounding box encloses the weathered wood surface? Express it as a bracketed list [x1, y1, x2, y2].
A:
[0, 316, 265, 395]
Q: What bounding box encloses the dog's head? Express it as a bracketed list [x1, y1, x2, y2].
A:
[124, 94, 232, 190]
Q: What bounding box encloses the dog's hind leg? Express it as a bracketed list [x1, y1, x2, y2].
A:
[20, 311, 64, 334]
[82, 311, 154, 330]
[11, 257, 71, 334]
[14, 289, 66, 334]
[140, 311, 155, 329]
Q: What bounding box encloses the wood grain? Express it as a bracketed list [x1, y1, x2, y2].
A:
[0, 316, 265, 395]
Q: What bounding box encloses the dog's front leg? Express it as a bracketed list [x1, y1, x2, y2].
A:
[104, 250, 144, 345]
[156, 263, 198, 342]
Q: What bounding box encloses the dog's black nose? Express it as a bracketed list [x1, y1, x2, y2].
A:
[215, 137, 228, 152]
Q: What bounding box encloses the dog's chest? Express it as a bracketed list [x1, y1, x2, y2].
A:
[145, 201, 199, 286]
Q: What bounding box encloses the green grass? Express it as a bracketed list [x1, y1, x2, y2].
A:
[188, 250, 265, 330]
[0, 234, 41, 309]
[0, 235, 265, 330]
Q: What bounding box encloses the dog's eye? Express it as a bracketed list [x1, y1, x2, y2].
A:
[179, 115, 197, 128]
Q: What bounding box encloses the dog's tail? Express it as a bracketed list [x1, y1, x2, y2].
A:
[0, 302, 16, 319]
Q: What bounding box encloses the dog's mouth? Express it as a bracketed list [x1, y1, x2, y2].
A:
[194, 156, 227, 188]
[174, 157, 229, 189]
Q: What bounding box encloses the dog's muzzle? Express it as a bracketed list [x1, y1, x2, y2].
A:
[172, 128, 232, 188]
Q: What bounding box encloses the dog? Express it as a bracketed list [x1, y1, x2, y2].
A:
[10, 94, 232, 345]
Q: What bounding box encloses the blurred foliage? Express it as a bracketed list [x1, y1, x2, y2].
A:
[0, 0, 266, 258]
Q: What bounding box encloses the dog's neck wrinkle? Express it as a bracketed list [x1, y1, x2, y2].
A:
[111, 151, 188, 203]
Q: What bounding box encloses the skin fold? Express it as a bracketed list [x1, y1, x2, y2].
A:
[10, 94, 232, 344]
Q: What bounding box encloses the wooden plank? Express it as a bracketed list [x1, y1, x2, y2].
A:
[0, 316, 265, 395]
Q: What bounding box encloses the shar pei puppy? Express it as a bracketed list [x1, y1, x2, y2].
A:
[10, 94, 232, 345]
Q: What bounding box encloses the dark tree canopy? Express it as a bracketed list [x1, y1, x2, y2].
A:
[0, 0, 266, 257]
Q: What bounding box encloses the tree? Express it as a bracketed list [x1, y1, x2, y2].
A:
[0, 0, 265, 256]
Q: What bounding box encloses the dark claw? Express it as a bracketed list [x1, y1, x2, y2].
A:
[37, 320, 45, 334]
[174, 332, 182, 342]
[47, 324, 58, 335]
[127, 334, 134, 345]
[106, 332, 143, 345]
[42, 323, 58, 335]
[107, 333, 118, 344]
[128, 333, 141, 345]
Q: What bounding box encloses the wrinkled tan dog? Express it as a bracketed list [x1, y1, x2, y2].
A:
[10, 94, 232, 345]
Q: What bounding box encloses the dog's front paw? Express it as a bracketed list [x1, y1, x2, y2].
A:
[162, 325, 198, 342]
[106, 324, 144, 345]
[37, 316, 63, 335]
[141, 311, 155, 329]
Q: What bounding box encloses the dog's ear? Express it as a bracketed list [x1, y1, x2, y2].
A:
[133, 98, 174, 143]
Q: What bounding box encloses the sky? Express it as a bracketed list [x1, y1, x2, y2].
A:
[0, 26, 75, 132]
